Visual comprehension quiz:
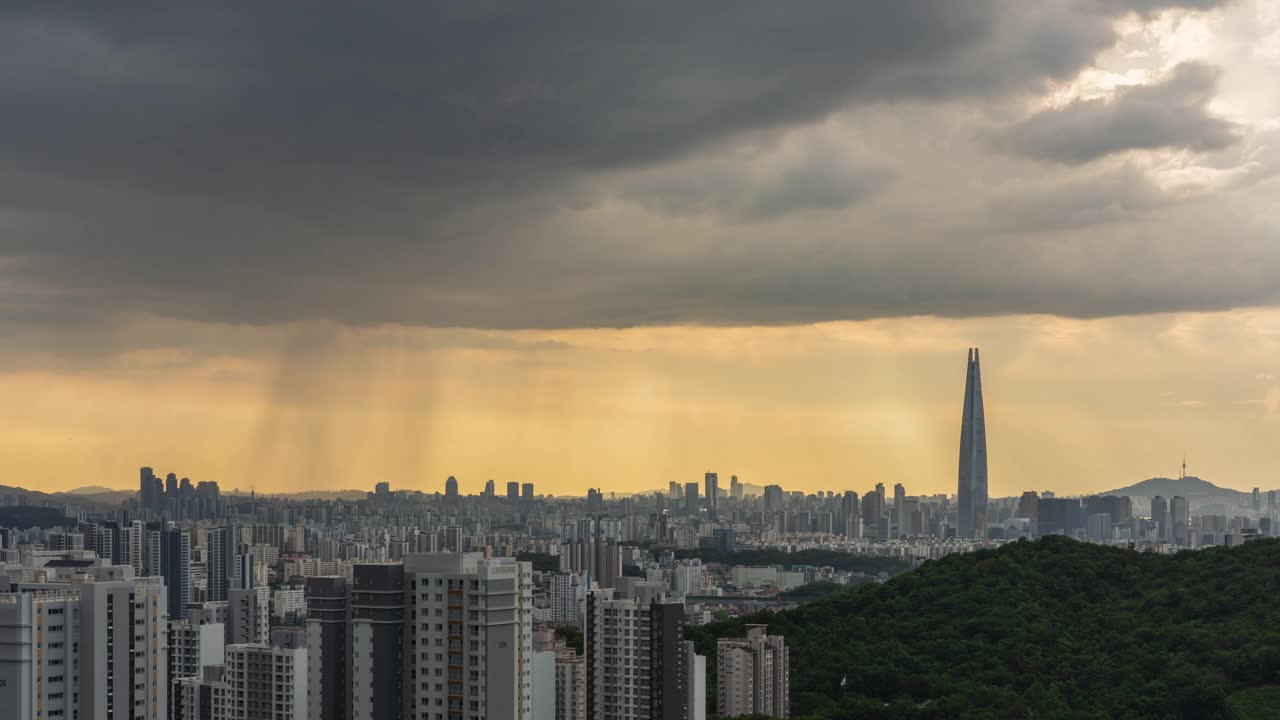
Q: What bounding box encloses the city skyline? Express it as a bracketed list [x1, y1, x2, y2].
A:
[9, 321, 1280, 498]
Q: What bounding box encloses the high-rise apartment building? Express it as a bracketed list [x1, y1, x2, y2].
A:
[899, 497, 921, 537]
[717, 625, 789, 719]
[534, 628, 587, 720]
[549, 572, 585, 627]
[350, 564, 406, 720]
[1, 570, 169, 720]
[712, 528, 736, 555]
[555, 650, 587, 720]
[1151, 496, 1170, 542]
[445, 475, 459, 501]
[207, 527, 229, 602]
[169, 602, 226, 719]
[1087, 513, 1113, 542]
[1171, 496, 1190, 545]
[168, 599, 226, 717]
[893, 483, 906, 539]
[163, 527, 192, 620]
[305, 576, 350, 720]
[508, 482, 521, 501]
[404, 553, 535, 720]
[685, 482, 700, 516]
[861, 490, 884, 538]
[586, 582, 700, 720]
[957, 347, 989, 538]
[213, 637, 308, 720]
[669, 559, 704, 598]
[839, 491, 860, 537]
[1037, 497, 1081, 537]
[0, 590, 82, 720]
[522, 482, 535, 501]
[762, 485, 784, 513]
[688, 641, 707, 720]
[704, 472, 719, 518]
[1016, 492, 1039, 524]
[227, 586, 270, 645]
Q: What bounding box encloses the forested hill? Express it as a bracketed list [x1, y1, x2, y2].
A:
[689, 536, 1280, 720]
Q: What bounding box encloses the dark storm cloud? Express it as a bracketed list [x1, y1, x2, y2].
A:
[990, 62, 1241, 163]
[0, 1, 1109, 191]
[0, 0, 1254, 331]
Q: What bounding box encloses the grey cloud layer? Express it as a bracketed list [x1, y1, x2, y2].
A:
[991, 62, 1241, 163]
[0, 0, 1269, 332]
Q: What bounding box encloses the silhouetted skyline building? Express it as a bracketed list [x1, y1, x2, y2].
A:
[685, 482, 700, 516]
[957, 347, 989, 538]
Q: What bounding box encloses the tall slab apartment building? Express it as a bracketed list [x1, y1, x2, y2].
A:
[0, 564, 169, 720]
[586, 581, 705, 720]
[306, 553, 535, 720]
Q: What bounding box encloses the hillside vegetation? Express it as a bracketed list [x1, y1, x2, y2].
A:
[1228, 687, 1280, 720]
[690, 537, 1280, 720]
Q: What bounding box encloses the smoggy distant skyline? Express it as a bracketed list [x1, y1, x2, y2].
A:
[2, 2, 1279, 495]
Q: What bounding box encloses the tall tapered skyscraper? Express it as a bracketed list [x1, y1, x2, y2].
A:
[957, 347, 988, 539]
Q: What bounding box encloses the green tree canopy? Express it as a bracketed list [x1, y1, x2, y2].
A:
[689, 537, 1280, 719]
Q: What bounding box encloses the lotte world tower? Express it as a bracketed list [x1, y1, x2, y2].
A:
[957, 348, 988, 538]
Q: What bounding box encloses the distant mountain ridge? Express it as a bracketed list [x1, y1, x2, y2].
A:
[63, 485, 120, 495]
[1100, 476, 1250, 498]
[0, 483, 368, 503]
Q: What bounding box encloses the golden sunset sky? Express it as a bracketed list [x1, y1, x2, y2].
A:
[4, 311, 1280, 496]
[2, 2, 1278, 496]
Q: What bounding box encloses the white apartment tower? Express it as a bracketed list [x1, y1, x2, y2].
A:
[0, 590, 81, 720]
[404, 552, 535, 720]
[669, 560, 704, 599]
[548, 572, 585, 627]
[716, 624, 789, 719]
[0, 571, 169, 720]
[169, 602, 226, 720]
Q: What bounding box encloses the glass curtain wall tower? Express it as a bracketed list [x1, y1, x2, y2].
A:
[957, 348, 988, 538]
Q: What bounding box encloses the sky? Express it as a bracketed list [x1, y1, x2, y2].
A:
[2, 1, 1279, 497]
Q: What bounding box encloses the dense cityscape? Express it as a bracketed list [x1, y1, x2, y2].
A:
[2, 349, 1277, 719]
[5, 3, 1280, 718]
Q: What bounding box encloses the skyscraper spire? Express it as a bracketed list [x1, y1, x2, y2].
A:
[957, 347, 988, 539]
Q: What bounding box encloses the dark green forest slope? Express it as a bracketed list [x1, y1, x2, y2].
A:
[690, 537, 1280, 720]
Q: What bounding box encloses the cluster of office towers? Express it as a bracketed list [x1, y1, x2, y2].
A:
[139, 467, 227, 521]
